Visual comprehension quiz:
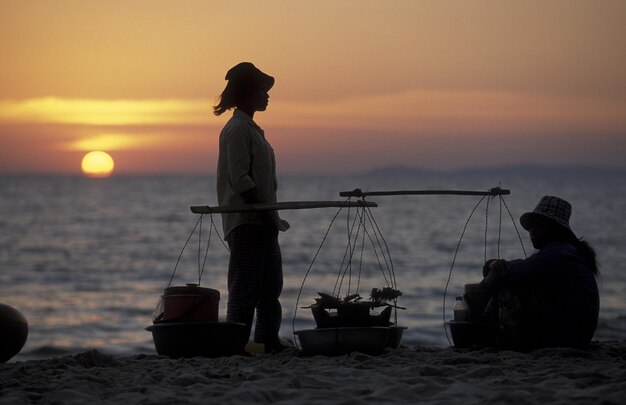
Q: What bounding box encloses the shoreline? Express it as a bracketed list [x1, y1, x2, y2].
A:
[2, 341, 625, 404]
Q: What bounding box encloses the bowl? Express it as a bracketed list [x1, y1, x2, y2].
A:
[446, 321, 498, 348]
[147, 321, 247, 358]
[294, 327, 393, 356]
[387, 326, 407, 348]
[311, 305, 393, 328]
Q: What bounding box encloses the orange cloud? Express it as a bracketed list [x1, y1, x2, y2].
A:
[0, 98, 212, 126]
[271, 90, 626, 135]
[65, 133, 164, 151]
[3, 91, 623, 136]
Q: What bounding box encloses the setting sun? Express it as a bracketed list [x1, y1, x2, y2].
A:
[81, 151, 115, 178]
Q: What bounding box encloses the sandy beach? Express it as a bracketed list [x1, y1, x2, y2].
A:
[2, 341, 625, 404]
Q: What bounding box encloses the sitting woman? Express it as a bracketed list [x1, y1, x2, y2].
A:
[480, 196, 599, 350]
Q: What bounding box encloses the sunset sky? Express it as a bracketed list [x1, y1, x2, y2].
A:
[1, 0, 625, 175]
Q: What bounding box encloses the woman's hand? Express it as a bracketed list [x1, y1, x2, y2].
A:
[481, 259, 509, 290]
[483, 259, 496, 277]
[278, 219, 290, 231]
[240, 187, 260, 204]
[489, 259, 509, 275]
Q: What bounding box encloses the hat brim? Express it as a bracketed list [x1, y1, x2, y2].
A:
[225, 62, 275, 92]
[259, 75, 274, 92]
[520, 212, 539, 230]
[520, 212, 576, 238]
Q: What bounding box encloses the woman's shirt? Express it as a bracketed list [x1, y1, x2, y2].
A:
[482, 240, 599, 348]
[216, 110, 285, 238]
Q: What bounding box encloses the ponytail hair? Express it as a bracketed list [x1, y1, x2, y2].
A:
[213, 82, 242, 116]
[574, 239, 600, 277]
[213, 92, 234, 116]
[552, 223, 600, 277]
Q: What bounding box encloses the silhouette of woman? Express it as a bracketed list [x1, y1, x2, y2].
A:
[214, 62, 290, 354]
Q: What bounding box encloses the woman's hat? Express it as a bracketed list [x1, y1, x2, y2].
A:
[520, 196, 574, 233]
[225, 62, 274, 92]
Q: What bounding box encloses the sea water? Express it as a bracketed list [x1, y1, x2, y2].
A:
[1, 168, 625, 360]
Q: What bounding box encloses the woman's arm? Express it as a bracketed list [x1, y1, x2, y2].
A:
[224, 123, 256, 197]
[481, 243, 572, 291]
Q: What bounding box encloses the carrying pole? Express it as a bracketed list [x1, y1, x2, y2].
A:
[339, 186, 510, 198]
[190, 200, 377, 214]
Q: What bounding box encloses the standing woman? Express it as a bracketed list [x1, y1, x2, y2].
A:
[214, 62, 290, 354]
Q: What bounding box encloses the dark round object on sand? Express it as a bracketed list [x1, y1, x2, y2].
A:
[0, 303, 29, 363]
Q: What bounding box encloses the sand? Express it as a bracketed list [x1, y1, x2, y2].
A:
[1, 341, 625, 404]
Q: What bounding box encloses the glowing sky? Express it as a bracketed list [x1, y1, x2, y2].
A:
[1, 0, 625, 174]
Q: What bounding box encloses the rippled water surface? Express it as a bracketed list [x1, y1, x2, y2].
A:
[1, 169, 624, 360]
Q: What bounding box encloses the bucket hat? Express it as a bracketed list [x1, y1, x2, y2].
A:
[225, 62, 274, 92]
[520, 196, 575, 235]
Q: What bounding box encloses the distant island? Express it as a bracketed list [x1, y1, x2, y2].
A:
[361, 164, 626, 177]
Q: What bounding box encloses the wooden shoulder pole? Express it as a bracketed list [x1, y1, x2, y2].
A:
[339, 187, 510, 198]
[190, 200, 378, 214]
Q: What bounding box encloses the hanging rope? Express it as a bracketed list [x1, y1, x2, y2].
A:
[167, 215, 203, 288]
[167, 213, 229, 289]
[292, 198, 353, 349]
[198, 215, 213, 285]
[364, 202, 400, 322]
[497, 196, 503, 259]
[442, 196, 486, 345]
[345, 204, 355, 294]
[500, 196, 528, 258]
[442, 192, 529, 346]
[197, 214, 204, 283]
[333, 204, 363, 297]
[362, 206, 399, 325]
[363, 204, 396, 289]
[335, 204, 397, 298]
[356, 210, 367, 295]
[484, 196, 490, 263]
[360, 212, 392, 288]
[210, 214, 231, 253]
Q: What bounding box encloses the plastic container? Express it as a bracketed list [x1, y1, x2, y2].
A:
[453, 296, 470, 322]
[464, 283, 491, 321]
[159, 284, 220, 323]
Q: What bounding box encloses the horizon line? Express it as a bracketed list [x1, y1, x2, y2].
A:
[1, 163, 624, 178]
